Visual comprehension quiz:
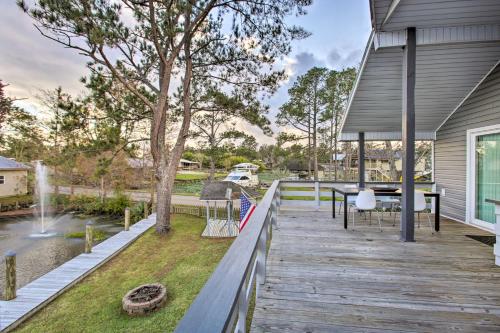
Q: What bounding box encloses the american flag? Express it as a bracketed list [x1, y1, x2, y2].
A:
[239, 191, 256, 231]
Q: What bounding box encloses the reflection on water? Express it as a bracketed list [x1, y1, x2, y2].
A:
[0, 213, 123, 298]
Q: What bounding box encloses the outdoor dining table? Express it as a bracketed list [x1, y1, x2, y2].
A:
[331, 186, 440, 232]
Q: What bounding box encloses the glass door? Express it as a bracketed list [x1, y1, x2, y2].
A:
[471, 130, 500, 229]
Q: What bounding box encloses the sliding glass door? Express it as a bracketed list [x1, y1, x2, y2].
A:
[469, 127, 500, 230]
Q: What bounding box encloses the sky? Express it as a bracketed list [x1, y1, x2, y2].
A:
[0, 0, 371, 144]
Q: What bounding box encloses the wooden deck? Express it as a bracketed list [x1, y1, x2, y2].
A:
[251, 208, 500, 332]
[0, 215, 156, 332]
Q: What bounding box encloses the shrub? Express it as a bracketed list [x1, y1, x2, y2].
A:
[104, 192, 131, 216]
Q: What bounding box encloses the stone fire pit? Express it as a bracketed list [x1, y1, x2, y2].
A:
[122, 283, 167, 316]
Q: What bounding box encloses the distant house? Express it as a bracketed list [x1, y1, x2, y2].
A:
[0, 156, 30, 197]
[179, 159, 201, 170]
[286, 159, 324, 179]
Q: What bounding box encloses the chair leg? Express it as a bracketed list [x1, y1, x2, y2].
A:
[369, 211, 372, 225]
[393, 210, 396, 226]
[417, 212, 421, 228]
[339, 201, 343, 215]
[377, 211, 382, 232]
[426, 211, 433, 233]
[352, 208, 355, 230]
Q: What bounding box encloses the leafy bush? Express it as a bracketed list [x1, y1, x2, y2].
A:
[103, 192, 131, 216]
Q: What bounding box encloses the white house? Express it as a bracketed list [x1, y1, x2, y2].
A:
[0, 156, 30, 197]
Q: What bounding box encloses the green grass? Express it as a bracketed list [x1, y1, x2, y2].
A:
[175, 172, 226, 181]
[175, 173, 207, 181]
[173, 181, 204, 196]
[64, 230, 108, 242]
[15, 214, 233, 333]
[281, 196, 333, 201]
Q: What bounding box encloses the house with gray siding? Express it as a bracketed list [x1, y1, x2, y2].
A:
[340, 0, 500, 236]
[436, 65, 500, 231]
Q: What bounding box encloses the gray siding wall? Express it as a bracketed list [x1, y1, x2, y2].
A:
[435, 64, 500, 222]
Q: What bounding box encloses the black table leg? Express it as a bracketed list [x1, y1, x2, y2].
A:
[344, 193, 348, 229]
[435, 195, 440, 232]
[332, 189, 336, 219]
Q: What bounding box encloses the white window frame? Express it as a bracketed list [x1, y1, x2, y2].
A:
[466, 124, 500, 232]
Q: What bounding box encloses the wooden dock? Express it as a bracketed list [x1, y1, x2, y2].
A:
[252, 208, 500, 332]
[0, 214, 156, 332]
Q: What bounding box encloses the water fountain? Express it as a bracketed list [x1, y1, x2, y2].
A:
[30, 161, 56, 237]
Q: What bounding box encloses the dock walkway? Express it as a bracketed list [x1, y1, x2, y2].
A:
[0, 215, 155, 332]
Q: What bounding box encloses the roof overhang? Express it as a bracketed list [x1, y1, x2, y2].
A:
[340, 0, 500, 142]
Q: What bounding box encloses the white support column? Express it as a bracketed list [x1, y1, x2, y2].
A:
[314, 181, 320, 209]
[494, 203, 500, 266]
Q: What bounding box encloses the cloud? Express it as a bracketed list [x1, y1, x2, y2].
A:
[0, 2, 88, 109]
[284, 52, 326, 80]
[326, 48, 362, 69]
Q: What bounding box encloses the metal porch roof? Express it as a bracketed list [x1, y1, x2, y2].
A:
[340, 0, 500, 141]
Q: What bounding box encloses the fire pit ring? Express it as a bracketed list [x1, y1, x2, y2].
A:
[122, 283, 167, 316]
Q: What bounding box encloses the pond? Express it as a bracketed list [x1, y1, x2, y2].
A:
[0, 213, 123, 298]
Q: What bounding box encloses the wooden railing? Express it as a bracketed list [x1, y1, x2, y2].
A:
[174, 180, 280, 333]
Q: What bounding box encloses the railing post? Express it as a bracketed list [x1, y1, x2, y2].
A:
[85, 221, 94, 254]
[256, 216, 268, 295]
[276, 183, 281, 209]
[315, 181, 320, 209]
[124, 207, 130, 231]
[235, 280, 248, 333]
[271, 199, 277, 228]
[144, 202, 149, 219]
[4, 250, 16, 300]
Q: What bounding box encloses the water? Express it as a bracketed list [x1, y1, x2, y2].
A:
[0, 213, 123, 298]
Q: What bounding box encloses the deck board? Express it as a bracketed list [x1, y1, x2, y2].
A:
[0, 215, 156, 332]
[251, 208, 500, 332]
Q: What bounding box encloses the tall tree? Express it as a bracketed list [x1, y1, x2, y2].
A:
[277, 67, 327, 180]
[190, 86, 270, 180]
[0, 80, 45, 161]
[322, 67, 356, 180]
[20, 0, 311, 234]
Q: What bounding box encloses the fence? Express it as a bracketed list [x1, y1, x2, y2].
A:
[170, 204, 241, 220]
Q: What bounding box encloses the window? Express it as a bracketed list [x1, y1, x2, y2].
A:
[0, 175, 4, 184]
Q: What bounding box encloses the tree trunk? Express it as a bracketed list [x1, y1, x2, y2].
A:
[208, 157, 216, 181]
[149, 170, 155, 205]
[154, 14, 193, 234]
[385, 140, 398, 181]
[334, 113, 339, 181]
[54, 166, 59, 197]
[100, 176, 105, 203]
[307, 110, 311, 179]
[313, 120, 318, 181]
[69, 169, 74, 200]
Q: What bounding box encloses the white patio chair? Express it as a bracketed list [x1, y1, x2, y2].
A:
[375, 184, 400, 220]
[393, 191, 432, 232]
[415, 191, 432, 230]
[338, 184, 358, 214]
[350, 189, 382, 231]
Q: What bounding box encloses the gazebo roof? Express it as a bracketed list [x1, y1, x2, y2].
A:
[200, 181, 259, 201]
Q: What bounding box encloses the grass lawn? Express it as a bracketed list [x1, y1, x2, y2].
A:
[15, 214, 233, 333]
